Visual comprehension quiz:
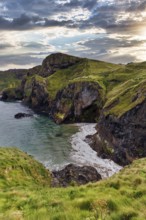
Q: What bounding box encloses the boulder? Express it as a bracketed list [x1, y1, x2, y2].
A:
[51, 164, 102, 187]
[14, 112, 33, 119]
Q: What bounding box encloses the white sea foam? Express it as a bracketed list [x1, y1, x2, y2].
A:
[71, 123, 122, 178]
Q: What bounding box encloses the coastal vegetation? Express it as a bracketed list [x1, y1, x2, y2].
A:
[1, 147, 146, 219]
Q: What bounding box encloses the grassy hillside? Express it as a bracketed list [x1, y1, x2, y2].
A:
[1, 147, 146, 220]
[104, 63, 146, 117]
[21, 56, 146, 119]
[0, 69, 27, 92]
[2, 54, 146, 119]
[45, 59, 121, 99]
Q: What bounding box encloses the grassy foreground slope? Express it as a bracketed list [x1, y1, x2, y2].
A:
[1, 147, 146, 220]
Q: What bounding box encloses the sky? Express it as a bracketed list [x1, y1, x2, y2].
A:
[0, 0, 146, 70]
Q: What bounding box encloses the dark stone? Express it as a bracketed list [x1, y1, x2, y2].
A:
[51, 81, 104, 124]
[51, 164, 102, 187]
[94, 99, 146, 166]
[14, 113, 33, 119]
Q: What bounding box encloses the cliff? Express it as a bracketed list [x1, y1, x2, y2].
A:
[1, 54, 146, 165]
[92, 62, 146, 165]
[1, 53, 119, 123]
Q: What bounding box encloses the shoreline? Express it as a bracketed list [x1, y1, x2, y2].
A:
[70, 123, 122, 179]
[0, 100, 122, 178]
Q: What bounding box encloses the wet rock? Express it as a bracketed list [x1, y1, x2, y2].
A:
[51, 164, 102, 187]
[14, 113, 33, 119]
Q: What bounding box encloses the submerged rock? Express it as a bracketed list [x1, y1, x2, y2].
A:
[14, 112, 33, 119]
[51, 164, 101, 187]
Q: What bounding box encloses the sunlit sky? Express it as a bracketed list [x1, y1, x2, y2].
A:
[0, 0, 146, 70]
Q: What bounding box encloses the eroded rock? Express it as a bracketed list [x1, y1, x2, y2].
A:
[51, 164, 102, 187]
[52, 81, 104, 123]
[94, 100, 146, 165]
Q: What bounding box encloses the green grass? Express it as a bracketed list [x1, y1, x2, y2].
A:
[1, 147, 146, 219]
[2, 55, 146, 119]
[104, 65, 146, 117]
[22, 58, 146, 119]
[3, 54, 146, 119]
[45, 59, 121, 99]
[0, 70, 27, 92]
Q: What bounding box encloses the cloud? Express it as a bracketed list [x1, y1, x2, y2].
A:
[0, 0, 146, 33]
[0, 0, 146, 69]
[0, 53, 43, 70]
[0, 43, 13, 50]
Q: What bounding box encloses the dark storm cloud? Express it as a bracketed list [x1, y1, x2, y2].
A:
[0, 14, 75, 30]
[62, 0, 97, 10]
[0, 0, 146, 32]
[127, 0, 146, 12]
[1, 0, 97, 17]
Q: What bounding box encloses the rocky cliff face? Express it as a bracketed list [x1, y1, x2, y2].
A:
[38, 53, 82, 77]
[1, 53, 105, 123]
[51, 81, 103, 123]
[90, 99, 146, 166]
[20, 76, 103, 123]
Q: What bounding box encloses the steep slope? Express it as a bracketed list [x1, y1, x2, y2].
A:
[0, 147, 51, 188]
[1, 147, 146, 219]
[93, 63, 146, 165]
[2, 53, 121, 123]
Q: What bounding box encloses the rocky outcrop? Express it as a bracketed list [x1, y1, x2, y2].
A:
[38, 53, 82, 77]
[52, 81, 104, 123]
[23, 76, 50, 113]
[51, 164, 101, 187]
[94, 100, 146, 165]
[1, 87, 23, 101]
[15, 76, 104, 123]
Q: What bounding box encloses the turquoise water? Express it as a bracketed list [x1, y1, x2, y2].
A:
[0, 101, 78, 170]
